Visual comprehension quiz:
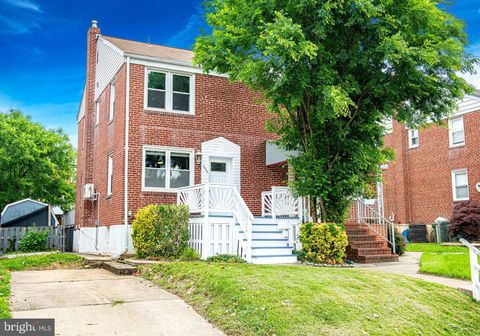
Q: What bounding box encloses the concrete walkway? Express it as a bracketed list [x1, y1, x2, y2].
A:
[10, 269, 223, 336]
[355, 252, 472, 292]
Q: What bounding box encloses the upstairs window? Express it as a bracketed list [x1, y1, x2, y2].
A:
[107, 154, 113, 196]
[143, 147, 193, 191]
[109, 83, 115, 122]
[146, 69, 194, 114]
[408, 129, 419, 148]
[452, 169, 469, 201]
[449, 116, 465, 147]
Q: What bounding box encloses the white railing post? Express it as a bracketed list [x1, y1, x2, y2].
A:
[460, 238, 480, 301]
[202, 184, 210, 259]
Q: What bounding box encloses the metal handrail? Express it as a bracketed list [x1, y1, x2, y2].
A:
[460, 238, 480, 301]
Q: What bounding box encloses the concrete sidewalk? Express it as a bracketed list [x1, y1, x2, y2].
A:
[355, 252, 472, 292]
[10, 269, 223, 336]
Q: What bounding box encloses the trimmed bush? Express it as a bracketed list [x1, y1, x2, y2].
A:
[131, 204, 190, 259]
[449, 200, 480, 241]
[300, 222, 348, 265]
[389, 229, 406, 256]
[179, 247, 201, 261]
[19, 229, 49, 252]
[206, 254, 246, 263]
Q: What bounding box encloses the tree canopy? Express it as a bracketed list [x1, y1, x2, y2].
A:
[0, 110, 76, 211]
[194, 0, 477, 222]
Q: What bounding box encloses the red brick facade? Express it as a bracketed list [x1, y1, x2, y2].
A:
[383, 112, 480, 225]
[75, 27, 287, 229]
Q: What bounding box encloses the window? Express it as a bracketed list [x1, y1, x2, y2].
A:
[109, 83, 115, 122]
[95, 101, 99, 126]
[408, 129, 419, 148]
[383, 118, 393, 134]
[449, 116, 465, 147]
[452, 169, 469, 201]
[211, 162, 227, 172]
[145, 69, 194, 114]
[107, 154, 113, 196]
[143, 147, 193, 191]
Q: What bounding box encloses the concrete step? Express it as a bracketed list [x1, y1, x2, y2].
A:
[354, 254, 399, 263]
[103, 261, 137, 275]
[252, 231, 285, 240]
[252, 239, 289, 247]
[252, 246, 293, 256]
[251, 255, 297, 264]
[80, 254, 112, 267]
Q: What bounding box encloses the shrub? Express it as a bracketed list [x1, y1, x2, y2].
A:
[299, 222, 348, 265]
[206, 254, 246, 263]
[388, 229, 406, 256]
[179, 247, 201, 261]
[131, 204, 190, 259]
[449, 200, 480, 241]
[19, 229, 49, 252]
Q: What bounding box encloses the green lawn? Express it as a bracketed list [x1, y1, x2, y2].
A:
[406, 243, 474, 280]
[141, 262, 480, 336]
[0, 253, 82, 318]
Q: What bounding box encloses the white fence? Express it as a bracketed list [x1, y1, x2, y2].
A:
[460, 238, 480, 301]
[178, 184, 253, 262]
[0, 226, 65, 252]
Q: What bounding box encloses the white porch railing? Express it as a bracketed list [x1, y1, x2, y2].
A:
[349, 198, 396, 255]
[177, 183, 253, 262]
[460, 238, 480, 301]
[261, 186, 302, 219]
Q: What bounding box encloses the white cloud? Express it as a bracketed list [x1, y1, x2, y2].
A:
[166, 6, 207, 48]
[3, 0, 42, 12]
[459, 43, 480, 89]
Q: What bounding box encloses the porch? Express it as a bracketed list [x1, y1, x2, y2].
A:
[177, 183, 399, 264]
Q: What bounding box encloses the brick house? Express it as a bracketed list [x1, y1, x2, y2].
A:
[381, 95, 480, 226]
[75, 21, 300, 262]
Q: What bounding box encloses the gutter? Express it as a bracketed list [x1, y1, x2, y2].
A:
[123, 56, 131, 254]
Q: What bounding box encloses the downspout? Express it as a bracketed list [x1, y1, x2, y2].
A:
[123, 56, 131, 254]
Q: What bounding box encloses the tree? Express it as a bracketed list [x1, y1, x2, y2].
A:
[194, 0, 477, 222]
[0, 110, 76, 211]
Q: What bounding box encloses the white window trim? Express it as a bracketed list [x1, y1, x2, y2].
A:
[408, 129, 419, 149]
[144, 68, 195, 115]
[383, 118, 393, 134]
[451, 169, 469, 202]
[107, 154, 113, 196]
[95, 101, 100, 126]
[109, 83, 115, 122]
[448, 116, 465, 148]
[141, 145, 195, 192]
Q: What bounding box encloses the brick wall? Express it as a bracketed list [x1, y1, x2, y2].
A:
[383, 112, 480, 224]
[76, 33, 287, 229]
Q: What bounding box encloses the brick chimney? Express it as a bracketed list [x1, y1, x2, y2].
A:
[82, 20, 101, 227]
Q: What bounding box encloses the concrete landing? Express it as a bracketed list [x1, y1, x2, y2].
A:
[10, 269, 223, 336]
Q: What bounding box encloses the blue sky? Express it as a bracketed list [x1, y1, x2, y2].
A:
[0, 0, 479, 146]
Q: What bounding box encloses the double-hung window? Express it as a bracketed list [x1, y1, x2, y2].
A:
[143, 147, 193, 191]
[408, 129, 419, 148]
[145, 69, 194, 114]
[107, 154, 113, 196]
[449, 116, 465, 147]
[109, 83, 115, 122]
[451, 169, 469, 201]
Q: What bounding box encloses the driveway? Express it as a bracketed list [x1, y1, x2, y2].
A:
[10, 269, 223, 336]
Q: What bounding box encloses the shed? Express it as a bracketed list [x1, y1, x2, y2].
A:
[0, 199, 59, 228]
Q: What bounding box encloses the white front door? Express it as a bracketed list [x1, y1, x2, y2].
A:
[208, 157, 232, 185]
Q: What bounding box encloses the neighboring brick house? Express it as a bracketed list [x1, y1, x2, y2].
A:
[74, 21, 288, 255]
[382, 95, 480, 226]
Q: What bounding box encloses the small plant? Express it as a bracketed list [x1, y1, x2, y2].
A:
[300, 222, 348, 265]
[131, 204, 190, 258]
[6, 238, 16, 253]
[206, 254, 246, 263]
[19, 229, 49, 252]
[179, 247, 201, 261]
[388, 229, 406, 256]
[449, 200, 480, 241]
